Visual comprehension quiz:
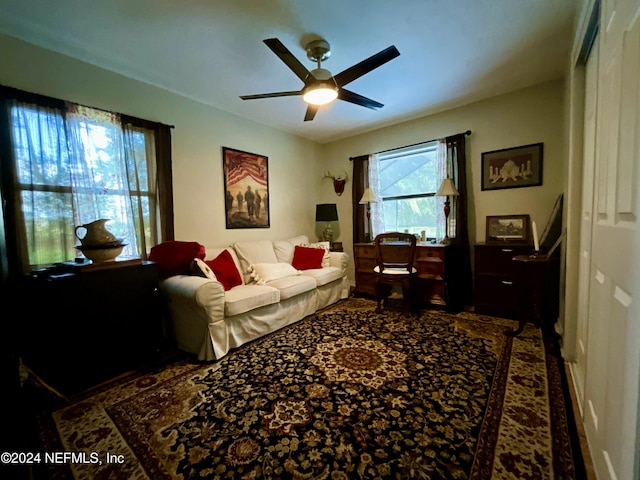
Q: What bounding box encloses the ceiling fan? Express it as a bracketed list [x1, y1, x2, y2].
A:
[240, 38, 400, 121]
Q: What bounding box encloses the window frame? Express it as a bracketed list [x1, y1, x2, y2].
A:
[0, 86, 173, 277]
[376, 141, 440, 236]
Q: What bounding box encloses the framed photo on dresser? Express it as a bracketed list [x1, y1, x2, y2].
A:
[485, 214, 531, 245]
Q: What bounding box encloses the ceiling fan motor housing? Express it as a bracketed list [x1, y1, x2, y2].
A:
[306, 39, 331, 63]
[309, 68, 332, 81]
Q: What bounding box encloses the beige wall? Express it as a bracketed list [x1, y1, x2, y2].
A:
[322, 79, 566, 282]
[1, 33, 566, 286]
[0, 33, 324, 250]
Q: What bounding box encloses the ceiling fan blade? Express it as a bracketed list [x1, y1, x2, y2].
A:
[304, 105, 319, 121]
[333, 46, 400, 87]
[338, 89, 384, 110]
[263, 38, 310, 83]
[240, 90, 301, 100]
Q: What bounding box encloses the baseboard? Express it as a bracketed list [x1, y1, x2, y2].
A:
[564, 361, 597, 479]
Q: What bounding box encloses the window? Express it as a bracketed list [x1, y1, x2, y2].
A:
[375, 142, 441, 238]
[0, 87, 173, 275]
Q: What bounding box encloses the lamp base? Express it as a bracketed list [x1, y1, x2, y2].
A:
[442, 203, 451, 245]
[322, 225, 334, 243]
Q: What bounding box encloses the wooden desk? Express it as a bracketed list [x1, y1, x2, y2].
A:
[353, 243, 450, 308]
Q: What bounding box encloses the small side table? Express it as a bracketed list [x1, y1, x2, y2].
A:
[330, 242, 343, 252]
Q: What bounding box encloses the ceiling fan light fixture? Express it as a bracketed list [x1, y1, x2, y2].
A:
[240, 38, 400, 120]
[303, 83, 338, 105]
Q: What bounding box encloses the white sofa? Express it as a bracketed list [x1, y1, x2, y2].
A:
[159, 235, 350, 361]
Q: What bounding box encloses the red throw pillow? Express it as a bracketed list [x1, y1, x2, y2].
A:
[149, 241, 206, 279]
[292, 245, 325, 270]
[206, 249, 242, 291]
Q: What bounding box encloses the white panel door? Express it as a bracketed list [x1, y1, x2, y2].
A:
[574, 38, 599, 406]
[582, 0, 640, 478]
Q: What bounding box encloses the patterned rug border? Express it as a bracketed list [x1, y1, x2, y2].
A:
[543, 333, 586, 480]
[468, 327, 512, 479]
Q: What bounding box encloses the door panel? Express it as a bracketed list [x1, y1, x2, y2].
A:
[582, 1, 640, 478]
[575, 38, 599, 405]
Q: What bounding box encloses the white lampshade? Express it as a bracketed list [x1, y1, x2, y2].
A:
[436, 178, 460, 197]
[359, 188, 378, 204]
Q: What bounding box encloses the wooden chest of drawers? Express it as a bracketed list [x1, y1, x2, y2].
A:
[353, 243, 377, 296]
[354, 243, 450, 307]
[21, 261, 165, 395]
[474, 243, 533, 319]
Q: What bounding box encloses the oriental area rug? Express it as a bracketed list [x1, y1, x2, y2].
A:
[36, 298, 582, 479]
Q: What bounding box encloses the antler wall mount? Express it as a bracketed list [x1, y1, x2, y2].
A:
[240, 38, 400, 122]
[323, 170, 349, 196]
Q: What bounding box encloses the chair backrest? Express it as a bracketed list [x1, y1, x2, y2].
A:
[374, 232, 417, 274]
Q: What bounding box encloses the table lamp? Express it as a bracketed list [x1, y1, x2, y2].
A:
[315, 204, 339, 242]
[359, 188, 378, 242]
[435, 177, 459, 245]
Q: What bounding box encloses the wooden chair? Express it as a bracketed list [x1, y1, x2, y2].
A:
[373, 232, 418, 313]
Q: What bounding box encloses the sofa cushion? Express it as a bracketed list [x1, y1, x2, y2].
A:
[233, 240, 279, 283]
[266, 275, 317, 300]
[206, 249, 243, 291]
[149, 240, 205, 279]
[224, 284, 280, 317]
[287, 234, 309, 244]
[292, 245, 325, 270]
[273, 240, 295, 264]
[299, 266, 345, 287]
[273, 235, 309, 263]
[248, 262, 300, 284]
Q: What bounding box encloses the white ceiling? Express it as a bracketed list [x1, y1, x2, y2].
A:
[0, 0, 578, 144]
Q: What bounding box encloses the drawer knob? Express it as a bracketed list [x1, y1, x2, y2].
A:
[501, 248, 514, 252]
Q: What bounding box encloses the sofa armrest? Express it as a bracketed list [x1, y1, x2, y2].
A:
[329, 251, 349, 272]
[159, 275, 226, 360]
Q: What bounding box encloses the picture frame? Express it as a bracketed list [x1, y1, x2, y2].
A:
[222, 147, 270, 229]
[538, 193, 563, 249]
[481, 143, 543, 191]
[485, 214, 531, 245]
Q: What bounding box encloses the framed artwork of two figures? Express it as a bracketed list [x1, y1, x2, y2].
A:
[223, 147, 270, 229]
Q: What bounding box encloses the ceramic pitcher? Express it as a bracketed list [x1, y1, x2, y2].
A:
[74, 219, 117, 246]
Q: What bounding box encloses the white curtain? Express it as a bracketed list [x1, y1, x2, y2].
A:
[368, 153, 385, 238]
[123, 123, 157, 256]
[66, 103, 137, 254]
[10, 100, 139, 264]
[10, 103, 75, 267]
[436, 138, 447, 241]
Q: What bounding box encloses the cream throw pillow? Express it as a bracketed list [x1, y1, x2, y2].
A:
[247, 262, 300, 285]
